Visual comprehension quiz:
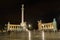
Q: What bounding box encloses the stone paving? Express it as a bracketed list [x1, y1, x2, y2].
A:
[0, 31, 60, 40]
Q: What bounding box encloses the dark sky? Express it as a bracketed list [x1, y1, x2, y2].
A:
[0, 0, 60, 29]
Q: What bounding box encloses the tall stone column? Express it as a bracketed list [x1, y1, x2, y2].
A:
[21, 4, 24, 23]
[20, 4, 27, 31]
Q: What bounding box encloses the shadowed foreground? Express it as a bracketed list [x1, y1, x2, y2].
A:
[0, 31, 60, 40]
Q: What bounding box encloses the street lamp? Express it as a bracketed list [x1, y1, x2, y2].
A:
[28, 24, 32, 40]
[28, 24, 31, 28]
[28, 24, 32, 30]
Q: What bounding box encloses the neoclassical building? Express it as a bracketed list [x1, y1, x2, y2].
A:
[6, 22, 23, 31]
[38, 18, 57, 31]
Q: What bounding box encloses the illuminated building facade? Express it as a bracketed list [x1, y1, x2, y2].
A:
[7, 22, 23, 31]
[38, 18, 57, 31]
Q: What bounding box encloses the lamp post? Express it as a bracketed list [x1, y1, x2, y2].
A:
[42, 30, 45, 40]
[28, 24, 32, 40]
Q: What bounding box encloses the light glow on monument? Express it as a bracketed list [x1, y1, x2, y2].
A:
[21, 4, 24, 23]
[20, 4, 27, 31]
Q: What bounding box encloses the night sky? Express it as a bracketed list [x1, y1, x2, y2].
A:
[0, 0, 60, 29]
